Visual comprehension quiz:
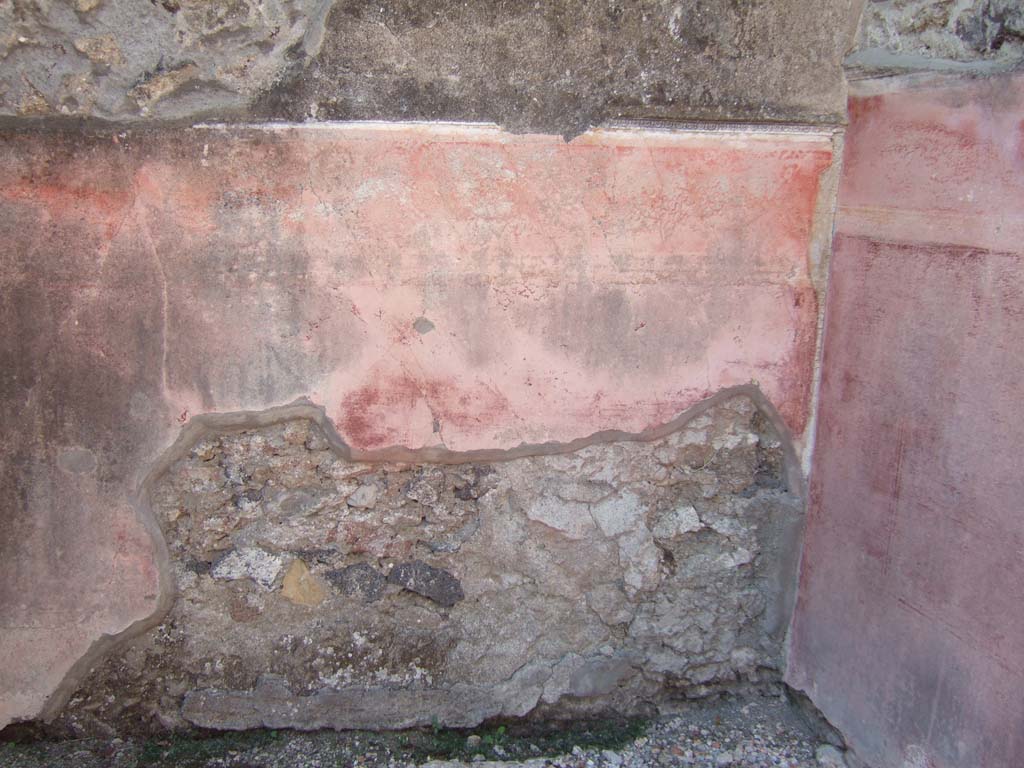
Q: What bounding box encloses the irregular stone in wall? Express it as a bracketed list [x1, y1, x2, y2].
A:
[591, 491, 646, 538]
[347, 483, 379, 510]
[326, 563, 386, 603]
[524, 494, 595, 540]
[210, 547, 283, 589]
[52, 395, 804, 735]
[387, 561, 464, 608]
[653, 505, 704, 539]
[281, 560, 327, 607]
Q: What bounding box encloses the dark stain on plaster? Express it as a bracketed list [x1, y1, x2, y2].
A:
[340, 376, 423, 448]
[56, 447, 98, 476]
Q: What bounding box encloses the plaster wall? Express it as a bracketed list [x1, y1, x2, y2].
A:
[0, 123, 836, 728]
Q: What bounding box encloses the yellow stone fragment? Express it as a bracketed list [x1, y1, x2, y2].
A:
[280, 559, 326, 607]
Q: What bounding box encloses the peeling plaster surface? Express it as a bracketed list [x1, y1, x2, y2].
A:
[786, 73, 1024, 768]
[0, 123, 832, 727]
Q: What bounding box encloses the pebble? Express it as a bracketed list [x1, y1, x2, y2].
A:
[815, 744, 847, 767]
[602, 748, 623, 766]
[346, 483, 378, 509]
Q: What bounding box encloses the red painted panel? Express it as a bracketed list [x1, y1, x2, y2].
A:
[788, 74, 1024, 768]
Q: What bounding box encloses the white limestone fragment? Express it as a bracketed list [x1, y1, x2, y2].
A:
[525, 494, 594, 540]
[211, 547, 283, 589]
[652, 505, 703, 540]
[591, 490, 646, 537]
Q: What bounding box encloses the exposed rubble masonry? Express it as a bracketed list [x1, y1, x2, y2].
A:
[56, 394, 804, 734]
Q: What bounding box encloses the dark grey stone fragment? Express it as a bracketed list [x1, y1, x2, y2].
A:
[185, 557, 212, 575]
[295, 548, 339, 566]
[232, 487, 263, 511]
[453, 465, 495, 501]
[387, 560, 464, 607]
[413, 316, 435, 334]
[325, 563, 385, 602]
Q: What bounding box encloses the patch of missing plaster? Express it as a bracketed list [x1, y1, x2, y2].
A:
[43, 384, 807, 734]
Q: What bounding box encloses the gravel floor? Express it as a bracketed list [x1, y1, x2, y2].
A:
[0, 692, 853, 768]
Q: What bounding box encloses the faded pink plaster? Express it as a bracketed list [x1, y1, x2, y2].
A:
[787, 74, 1024, 768]
[0, 124, 831, 727]
[162, 127, 829, 450]
[5, 125, 831, 453]
[839, 76, 1024, 252]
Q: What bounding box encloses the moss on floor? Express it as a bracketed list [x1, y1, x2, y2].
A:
[1, 716, 648, 768]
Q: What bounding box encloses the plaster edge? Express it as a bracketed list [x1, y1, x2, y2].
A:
[800, 130, 845, 480]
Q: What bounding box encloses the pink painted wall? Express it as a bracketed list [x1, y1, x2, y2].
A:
[787, 74, 1024, 768]
[0, 125, 833, 726]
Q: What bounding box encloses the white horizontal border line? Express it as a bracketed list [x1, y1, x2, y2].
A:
[191, 118, 840, 140]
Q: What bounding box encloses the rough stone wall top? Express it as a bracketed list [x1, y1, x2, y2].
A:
[1, 0, 864, 134]
[0, 0, 326, 120]
[848, 0, 1024, 74]
[256, 0, 864, 137]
